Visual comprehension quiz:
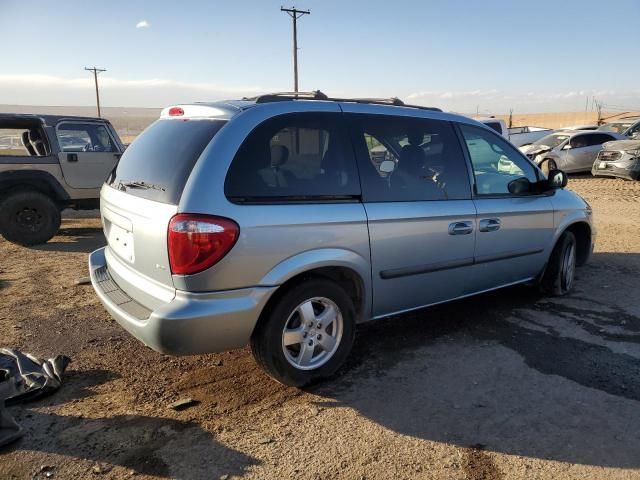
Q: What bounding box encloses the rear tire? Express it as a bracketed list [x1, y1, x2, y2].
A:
[0, 190, 61, 246]
[250, 278, 356, 387]
[540, 231, 577, 296]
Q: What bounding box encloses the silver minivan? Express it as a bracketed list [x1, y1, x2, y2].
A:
[89, 92, 594, 386]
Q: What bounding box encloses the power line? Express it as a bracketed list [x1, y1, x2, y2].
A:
[84, 66, 106, 117]
[281, 6, 310, 92]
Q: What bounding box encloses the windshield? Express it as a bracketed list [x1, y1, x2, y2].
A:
[532, 133, 570, 149]
[599, 122, 634, 134]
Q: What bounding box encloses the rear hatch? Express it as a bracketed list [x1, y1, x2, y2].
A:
[101, 115, 227, 307]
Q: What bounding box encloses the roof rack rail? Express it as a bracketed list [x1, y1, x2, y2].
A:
[246, 91, 442, 112]
[348, 97, 405, 106]
[249, 90, 329, 103]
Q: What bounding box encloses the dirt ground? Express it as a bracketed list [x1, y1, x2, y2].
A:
[1, 176, 639, 480]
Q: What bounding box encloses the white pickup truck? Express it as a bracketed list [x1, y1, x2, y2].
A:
[507, 125, 554, 147]
[476, 118, 553, 147]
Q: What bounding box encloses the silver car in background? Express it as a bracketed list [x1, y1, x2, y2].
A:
[593, 139, 640, 180]
[521, 130, 624, 173]
[89, 92, 594, 386]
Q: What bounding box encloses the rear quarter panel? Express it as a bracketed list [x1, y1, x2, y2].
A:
[174, 102, 373, 318]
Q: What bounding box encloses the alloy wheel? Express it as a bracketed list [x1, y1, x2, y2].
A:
[281, 297, 343, 370]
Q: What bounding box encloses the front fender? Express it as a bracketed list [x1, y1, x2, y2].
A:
[259, 248, 372, 321]
[550, 189, 594, 250]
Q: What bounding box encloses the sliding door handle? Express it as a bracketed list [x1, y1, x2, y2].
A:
[448, 221, 473, 235]
[479, 218, 501, 232]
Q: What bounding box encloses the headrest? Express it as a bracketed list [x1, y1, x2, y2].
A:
[407, 132, 423, 146]
[270, 144, 289, 167]
[28, 129, 43, 143]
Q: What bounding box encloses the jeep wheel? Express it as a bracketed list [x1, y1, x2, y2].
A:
[0, 191, 61, 246]
[250, 278, 356, 387]
[540, 231, 577, 296]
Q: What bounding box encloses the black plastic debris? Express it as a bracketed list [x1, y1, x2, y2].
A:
[0, 349, 70, 448]
[0, 369, 23, 447]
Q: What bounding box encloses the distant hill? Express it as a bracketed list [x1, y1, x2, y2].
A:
[0, 105, 160, 142]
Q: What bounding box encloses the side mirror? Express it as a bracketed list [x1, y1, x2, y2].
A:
[507, 177, 532, 194]
[562, 144, 572, 150]
[548, 169, 568, 189]
[379, 160, 396, 174]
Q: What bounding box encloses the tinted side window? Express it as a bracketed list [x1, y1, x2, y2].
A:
[486, 122, 503, 134]
[225, 113, 359, 201]
[587, 133, 615, 146]
[460, 124, 537, 195]
[351, 115, 471, 202]
[57, 122, 115, 152]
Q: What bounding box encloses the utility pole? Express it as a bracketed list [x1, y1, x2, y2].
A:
[594, 99, 603, 125]
[84, 66, 106, 117]
[281, 6, 310, 92]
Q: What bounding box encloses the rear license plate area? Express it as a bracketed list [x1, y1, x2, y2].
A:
[107, 223, 135, 263]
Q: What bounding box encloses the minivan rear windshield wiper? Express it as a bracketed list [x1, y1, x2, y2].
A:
[117, 180, 166, 192]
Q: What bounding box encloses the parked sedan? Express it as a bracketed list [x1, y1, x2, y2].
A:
[520, 130, 624, 173]
[592, 140, 640, 180]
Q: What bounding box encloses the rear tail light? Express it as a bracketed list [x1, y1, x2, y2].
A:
[168, 214, 239, 275]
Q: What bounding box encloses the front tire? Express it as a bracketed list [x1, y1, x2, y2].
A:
[540, 231, 577, 296]
[250, 278, 356, 387]
[0, 190, 61, 246]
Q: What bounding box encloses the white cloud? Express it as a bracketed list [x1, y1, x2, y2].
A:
[1, 74, 638, 113]
[404, 88, 640, 114]
[136, 20, 150, 29]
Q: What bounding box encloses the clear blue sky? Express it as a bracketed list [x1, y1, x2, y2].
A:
[1, 0, 639, 113]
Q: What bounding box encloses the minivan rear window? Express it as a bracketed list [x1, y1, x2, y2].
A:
[107, 118, 226, 204]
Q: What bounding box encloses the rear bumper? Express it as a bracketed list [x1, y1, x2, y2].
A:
[89, 247, 277, 355]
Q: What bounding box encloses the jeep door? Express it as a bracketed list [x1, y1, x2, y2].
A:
[56, 121, 121, 189]
[348, 112, 476, 318]
[458, 124, 554, 293]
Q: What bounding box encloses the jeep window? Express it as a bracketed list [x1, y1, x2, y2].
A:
[351, 114, 471, 202]
[225, 113, 360, 202]
[0, 129, 32, 156]
[107, 118, 226, 204]
[460, 124, 537, 195]
[57, 123, 115, 152]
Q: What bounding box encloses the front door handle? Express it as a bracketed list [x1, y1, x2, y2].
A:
[448, 221, 473, 235]
[67, 153, 78, 162]
[479, 218, 501, 232]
